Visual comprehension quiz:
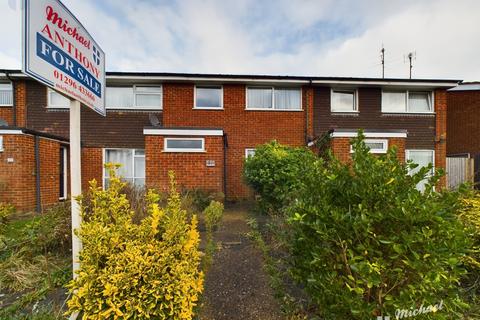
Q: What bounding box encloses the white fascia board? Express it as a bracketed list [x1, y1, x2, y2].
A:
[107, 75, 308, 85]
[312, 80, 458, 88]
[144, 128, 224, 136]
[331, 131, 407, 138]
[0, 130, 24, 134]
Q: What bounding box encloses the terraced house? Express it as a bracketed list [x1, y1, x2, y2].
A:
[0, 69, 458, 211]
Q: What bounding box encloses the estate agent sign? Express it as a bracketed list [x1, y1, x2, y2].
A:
[22, 0, 106, 116]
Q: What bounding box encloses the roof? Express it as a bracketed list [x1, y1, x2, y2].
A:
[0, 126, 69, 143]
[0, 68, 461, 88]
[448, 83, 480, 92]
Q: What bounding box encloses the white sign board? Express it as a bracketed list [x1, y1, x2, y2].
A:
[22, 0, 106, 116]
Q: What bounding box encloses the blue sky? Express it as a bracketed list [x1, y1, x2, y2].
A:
[2, 0, 480, 80]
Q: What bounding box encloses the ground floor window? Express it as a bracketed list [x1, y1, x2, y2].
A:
[164, 138, 205, 152]
[406, 149, 434, 191]
[104, 149, 145, 187]
[59, 147, 67, 200]
[351, 139, 388, 154]
[245, 148, 256, 158]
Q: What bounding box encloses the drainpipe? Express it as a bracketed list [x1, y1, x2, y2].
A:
[34, 135, 42, 212]
[5, 71, 17, 126]
[223, 133, 228, 199]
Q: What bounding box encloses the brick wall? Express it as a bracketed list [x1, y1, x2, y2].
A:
[145, 135, 224, 193]
[0, 108, 12, 125]
[447, 90, 480, 156]
[81, 147, 103, 191]
[434, 89, 447, 189]
[162, 83, 308, 199]
[0, 134, 62, 211]
[15, 81, 27, 127]
[331, 137, 406, 163]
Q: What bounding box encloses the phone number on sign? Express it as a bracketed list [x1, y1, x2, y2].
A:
[53, 70, 95, 102]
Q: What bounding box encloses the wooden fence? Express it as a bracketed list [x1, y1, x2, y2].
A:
[446, 157, 475, 189]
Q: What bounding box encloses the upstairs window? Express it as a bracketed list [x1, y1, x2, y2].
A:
[0, 83, 13, 106]
[106, 85, 162, 109]
[247, 87, 301, 110]
[331, 89, 357, 112]
[195, 86, 223, 109]
[382, 90, 433, 113]
[47, 88, 70, 108]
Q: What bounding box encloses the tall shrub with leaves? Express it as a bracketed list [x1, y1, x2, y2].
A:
[66, 167, 203, 319]
[243, 141, 317, 214]
[287, 133, 471, 319]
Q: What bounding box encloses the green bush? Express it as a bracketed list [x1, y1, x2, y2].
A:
[0, 203, 15, 226]
[181, 188, 225, 213]
[204, 200, 224, 233]
[286, 134, 471, 319]
[66, 168, 204, 319]
[243, 141, 317, 214]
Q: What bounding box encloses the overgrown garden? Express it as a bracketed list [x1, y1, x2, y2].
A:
[244, 134, 480, 319]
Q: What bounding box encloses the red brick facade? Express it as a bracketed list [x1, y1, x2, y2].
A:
[162, 84, 308, 199]
[0, 133, 64, 211]
[331, 137, 406, 163]
[81, 147, 103, 191]
[434, 89, 447, 189]
[145, 134, 224, 193]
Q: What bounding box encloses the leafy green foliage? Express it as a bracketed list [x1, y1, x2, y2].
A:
[66, 167, 203, 319]
[203, 200, 224, 233]
[0, 202, 15, 226]
[286, 133, 471, 319]
[243, 141, 317, 214]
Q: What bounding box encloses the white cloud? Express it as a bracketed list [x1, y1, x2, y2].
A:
[0, 0, 479, 80]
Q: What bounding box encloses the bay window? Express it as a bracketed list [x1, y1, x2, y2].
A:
[104, 149, 145, 187]
[247, 87, 301, 110]
[382, 90, 433, 113]
[0, 83, 13, 106]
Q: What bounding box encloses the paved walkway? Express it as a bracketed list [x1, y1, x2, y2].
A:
[198, 204, 283, 320]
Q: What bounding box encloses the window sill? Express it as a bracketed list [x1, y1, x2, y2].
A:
[0, 105, 13, 107]
[331, 111, 359, 115]
[163, 150, 206, 153]
[193, 107, 224, 110]
[245, 108, 303, 112]
[382, 112, 435, 116]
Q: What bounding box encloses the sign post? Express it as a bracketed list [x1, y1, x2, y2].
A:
[21, 0, 106, 302]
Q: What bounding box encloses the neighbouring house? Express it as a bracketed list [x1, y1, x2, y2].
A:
[0, 70, 458, 211]
[447, 82, 480, 185]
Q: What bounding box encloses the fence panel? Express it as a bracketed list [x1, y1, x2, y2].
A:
[446, 157, 474, 189]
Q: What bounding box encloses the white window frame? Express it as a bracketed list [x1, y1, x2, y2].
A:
[105, 85, 163, 110]
[350, 139, 388, 154]
[0, 82, 13, 106]
[246, 86, 302, 111]
[194, 85, 224, 110]
[0, 136, 3, 152]
[102, 148, 145, 188]
[47, 88, 70, 108]
[405, 149, 435, 190]
[331, 88, 358, 112]
[133, 85, 163, 109]
[381, 90, 434, 114]
[59, 147, 68, 200]
[164, 137, 205, 152]
[245, 148, 256, 158]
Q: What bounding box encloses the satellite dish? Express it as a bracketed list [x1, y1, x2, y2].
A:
[0, 118, 8, 127]
[149, 114, 160, 127]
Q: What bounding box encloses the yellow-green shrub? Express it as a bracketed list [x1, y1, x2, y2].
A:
[459, 191, 480, 287]
[203, 200, 224, 233]
[66, 168, 203, 319]
[0, 202, 15, 226]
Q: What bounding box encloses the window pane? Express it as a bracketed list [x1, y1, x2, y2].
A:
[105, 149, 133, 178]
[134, 178, 145, 186]
[106, 87, 133, 108]
[134, 156, 145, 178]
[245, 149, 256, 157]
[332, 90, 355, 111]
[275, 88, 301, 110]
[136, 94, 162, 107]
[166, 139, 203, 150]
[382, 91, 406, 112]
[0, 83, 13, 105]
[247, 88, 272, 109]
[409, 92, 431, 112]
[365, 142, 385, 150]
[196, 87, 222, 108]
[407, 150, 434, 191]
[135, 150, 145, 156]
[49, 90, 70, 107]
